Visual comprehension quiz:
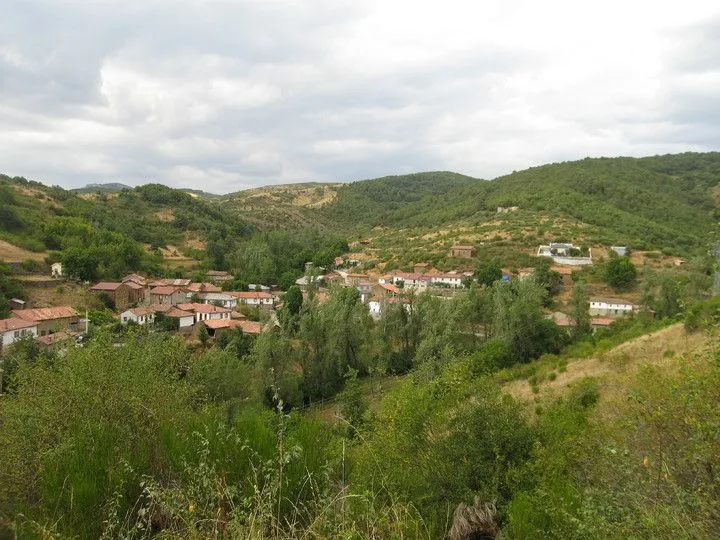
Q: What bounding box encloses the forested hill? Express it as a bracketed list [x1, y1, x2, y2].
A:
[308, 152, 720, 252]
[0, 176, 255, 278]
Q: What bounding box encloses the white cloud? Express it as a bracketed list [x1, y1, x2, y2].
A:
[1, 0, 719, 192]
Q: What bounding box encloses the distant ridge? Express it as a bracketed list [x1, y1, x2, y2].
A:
[72, 183, 219, 199]
[73, 182, 133, 193]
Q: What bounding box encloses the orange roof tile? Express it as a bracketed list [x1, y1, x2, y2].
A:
[12, 306, 78, 321]
[150, 286, 182, 295]
[176, 303, 230, 313]
[0, 318, 37, 332]
[90, 282, 125, 291]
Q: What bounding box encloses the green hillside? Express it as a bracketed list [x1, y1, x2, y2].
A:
[0, 175, 255, 278]
[312, 153, 720, 254]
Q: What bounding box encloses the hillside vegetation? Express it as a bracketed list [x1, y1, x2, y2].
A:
[221, 153, 719, 260]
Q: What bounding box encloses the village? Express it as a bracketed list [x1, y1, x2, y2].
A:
[0, 241, 647, 358]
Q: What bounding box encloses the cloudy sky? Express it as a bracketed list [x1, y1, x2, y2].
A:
[2, 0, 719, 193]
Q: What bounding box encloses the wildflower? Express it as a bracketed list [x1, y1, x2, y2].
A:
[189, 504, 195, 513]
[642, 456, 649, 467]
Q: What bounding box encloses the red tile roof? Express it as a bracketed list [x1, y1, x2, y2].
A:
[237, 320, 264, 334]
[12, 306, 78, 321]
[591, 317, 616, 327]
[176, 303, 230, 314]
[165, 307, 194, 318]
[203, 319, 232, 330]
[148, 303, 173, 313]
[90, 282, 124, 291]
[380, 283, 402, 295]
[0, 318, 37, 332]
[150, 286, 182, 295]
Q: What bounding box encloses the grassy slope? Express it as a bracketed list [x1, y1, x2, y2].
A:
[503, 323, 707, 407]
[0, 175, 253, 261]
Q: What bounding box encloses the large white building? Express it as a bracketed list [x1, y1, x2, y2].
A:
[589, 298, 634, 317]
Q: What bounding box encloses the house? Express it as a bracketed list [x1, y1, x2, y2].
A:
[164, 307, 196, 328]
[148, 286, 187, 305]
[148, 278, 191, 288]
[196, 292, 238, 309]
[354, 282, 373, 303]
[0, 318, 38, 354]
[51, 262, 63, 278]
[610, 246, 628, 257]
[450, 245, 475, 258]
[229, 291, 275, 308]
[206, 270, 233, 283]
[345, 273, 369, 286]
[122, 273, 148, 287]
[295, 274, 324, 290]
[203, 318, 266, 337]
[90, 282, 143, 309]
[497, 206, 519, 213]
[176, 303, 232, 323]
[9, 298, 25, 310]
[186, 282, 222, 295]
[11, 306, 79, 336]
[537, 243, 593, 266]
[378, 275, 393, 285]
[248, 284, 271, 292]
[380, 282, 402, 296]
[589, 298, 634, 317]
[392, 272, 429, 291]
[120, 307, 156, 325]
[369, 296, 411, 318]
[590, 317, 615, 329]
[429, 273, 464, 288]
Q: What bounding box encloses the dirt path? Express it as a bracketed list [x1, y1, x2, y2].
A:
[504, 323, 707, 402]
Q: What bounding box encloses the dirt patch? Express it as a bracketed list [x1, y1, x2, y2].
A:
[0, 240, 48, 263]
[184, 233, 206, 250]
[154, 208, 175, 222]
[23, 280, 103, 311]
[504, 324, 706, 403]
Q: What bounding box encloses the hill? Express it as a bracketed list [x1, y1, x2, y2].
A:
[322, 154, 718, 249]
[0, 175, 254, 277]
[72, 182, 133, 193]
[217, 153, 719, 265]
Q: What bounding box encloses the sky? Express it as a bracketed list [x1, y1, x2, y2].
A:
[2, 0, 720, 194]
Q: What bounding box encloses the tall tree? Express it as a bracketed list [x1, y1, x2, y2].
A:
[568, 282, 591, 339]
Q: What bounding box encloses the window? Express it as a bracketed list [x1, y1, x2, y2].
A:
[14, 330, 19, 338]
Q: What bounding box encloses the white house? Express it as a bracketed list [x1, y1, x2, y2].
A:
[0, 317, 38, 352]
[165, 307, 196, 328]
[177, 303, 232, 323]
[229, 291, 275, 307]
[51, 262, 63, 278]
[430, 273, 465, 288]
[610, 246, 628, 257]
[120, 307, 156, 325]
[392, 272, 429, 291]
[537, 243, 593, 266]
[197, 292, 238, 309]
[589, 298, 634, 317]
